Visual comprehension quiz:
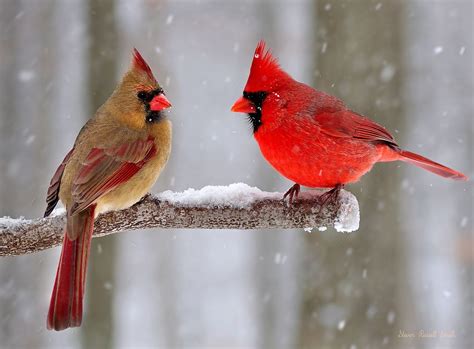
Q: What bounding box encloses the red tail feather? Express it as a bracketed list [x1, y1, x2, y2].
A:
[398, 150, 468, 181]
[47, 205, 96, 331]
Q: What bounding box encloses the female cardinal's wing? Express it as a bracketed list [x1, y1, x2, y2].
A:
[315, 110, 398, 146]
[69, 136, 156, 216]
[44, 148, 75, 217]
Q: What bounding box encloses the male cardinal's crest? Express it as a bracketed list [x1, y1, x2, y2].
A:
[244, 41, 290, 92]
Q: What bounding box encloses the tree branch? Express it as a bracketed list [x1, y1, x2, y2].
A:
[0, 184, 359, 257]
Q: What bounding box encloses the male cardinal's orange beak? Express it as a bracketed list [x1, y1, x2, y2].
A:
[231, 96, 256, 113]
[150, 94, 172, 111]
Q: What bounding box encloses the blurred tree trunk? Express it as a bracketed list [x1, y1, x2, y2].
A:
[0, 0, 20, 343]
[252, 4, 289, 349]
[254, 2, 316, 348]
[0, 1, 54, 347]
[400, 2, 473, 348]
[0, 1, 18, 216]
[297, 1, 405, 348]
[81, 0, 118, 347]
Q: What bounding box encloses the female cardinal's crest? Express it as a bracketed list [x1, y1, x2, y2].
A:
[132, 48, 156, 82]
[245, 40, 286, 92]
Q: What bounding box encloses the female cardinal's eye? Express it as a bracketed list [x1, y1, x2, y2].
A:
[137, 91, 148, 101]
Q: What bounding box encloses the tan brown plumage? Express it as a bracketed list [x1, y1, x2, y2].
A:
[44, 49, 172, 331]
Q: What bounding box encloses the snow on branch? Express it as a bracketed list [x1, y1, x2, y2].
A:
[0, 183, 359, 257]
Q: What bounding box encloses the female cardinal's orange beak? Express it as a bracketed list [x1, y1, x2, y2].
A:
[150, 94, 172, 111]
[231, 96, 256, 113]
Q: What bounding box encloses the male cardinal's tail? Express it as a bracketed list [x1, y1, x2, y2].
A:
[47, 205, 96, 331]
[398, 149, 468, 180]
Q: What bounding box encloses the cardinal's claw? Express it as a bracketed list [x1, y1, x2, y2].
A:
[317, 184, 344, 212]
[283, 183, 301, 206]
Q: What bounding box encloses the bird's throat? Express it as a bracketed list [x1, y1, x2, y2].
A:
[146, 110, 164, 124]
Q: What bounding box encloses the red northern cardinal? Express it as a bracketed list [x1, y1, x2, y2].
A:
[231, 41, 467, 202]
[44, 49, 172, 331]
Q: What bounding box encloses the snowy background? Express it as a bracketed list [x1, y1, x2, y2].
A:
[0, 0, 472, 348]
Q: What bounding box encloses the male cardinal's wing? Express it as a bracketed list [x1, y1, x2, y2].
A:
[44, 148, 75, 217]
[315, 110, 398, 146]
[69, 136, 156, 217]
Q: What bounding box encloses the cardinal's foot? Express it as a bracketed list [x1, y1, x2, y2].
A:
[283, 183, 301, 205]
[318, 184, 344, 210]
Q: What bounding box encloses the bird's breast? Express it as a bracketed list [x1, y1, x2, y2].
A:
[255, 120, 381, 188]
[96, 120, 172, 215]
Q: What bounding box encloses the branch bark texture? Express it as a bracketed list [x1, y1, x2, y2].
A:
[0, 185, 359, 257]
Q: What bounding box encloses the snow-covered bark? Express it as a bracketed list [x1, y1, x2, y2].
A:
[0, 184, 359, 257]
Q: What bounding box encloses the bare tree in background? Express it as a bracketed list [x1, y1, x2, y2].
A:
[253, 2, 315, 348]
[252, 5, 285, 348]
[0, 1, 55, 346]
[0, 1, 22, 343]
[297, 1, 404, 347]
[81, 0, 118, 347]
[0, 1, 18, 217]
[400, 2, 473, 348]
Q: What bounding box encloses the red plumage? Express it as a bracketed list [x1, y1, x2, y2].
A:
[45, 137, 157, 330]
[232, 41, 467, 194]
[47, 205, 95, 331]
[244, 40, 291, 92]
[70, 138, 157, 214]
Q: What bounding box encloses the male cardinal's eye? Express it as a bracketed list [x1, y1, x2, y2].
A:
[137, 91, 148, 101]
[243, 91, 267, 111]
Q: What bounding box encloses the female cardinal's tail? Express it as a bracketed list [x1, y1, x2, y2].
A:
[47, 205, 96, 331]
[397, 149, 468, 180]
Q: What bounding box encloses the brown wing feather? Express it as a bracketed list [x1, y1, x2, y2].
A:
[44, 149, 74, 217]
[69, 137, 156, 216]
[316, 110, 398, 146]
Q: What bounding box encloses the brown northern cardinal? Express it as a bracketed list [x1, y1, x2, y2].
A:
[43, 49, 172, 331]
[231, 41, 467, 203]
